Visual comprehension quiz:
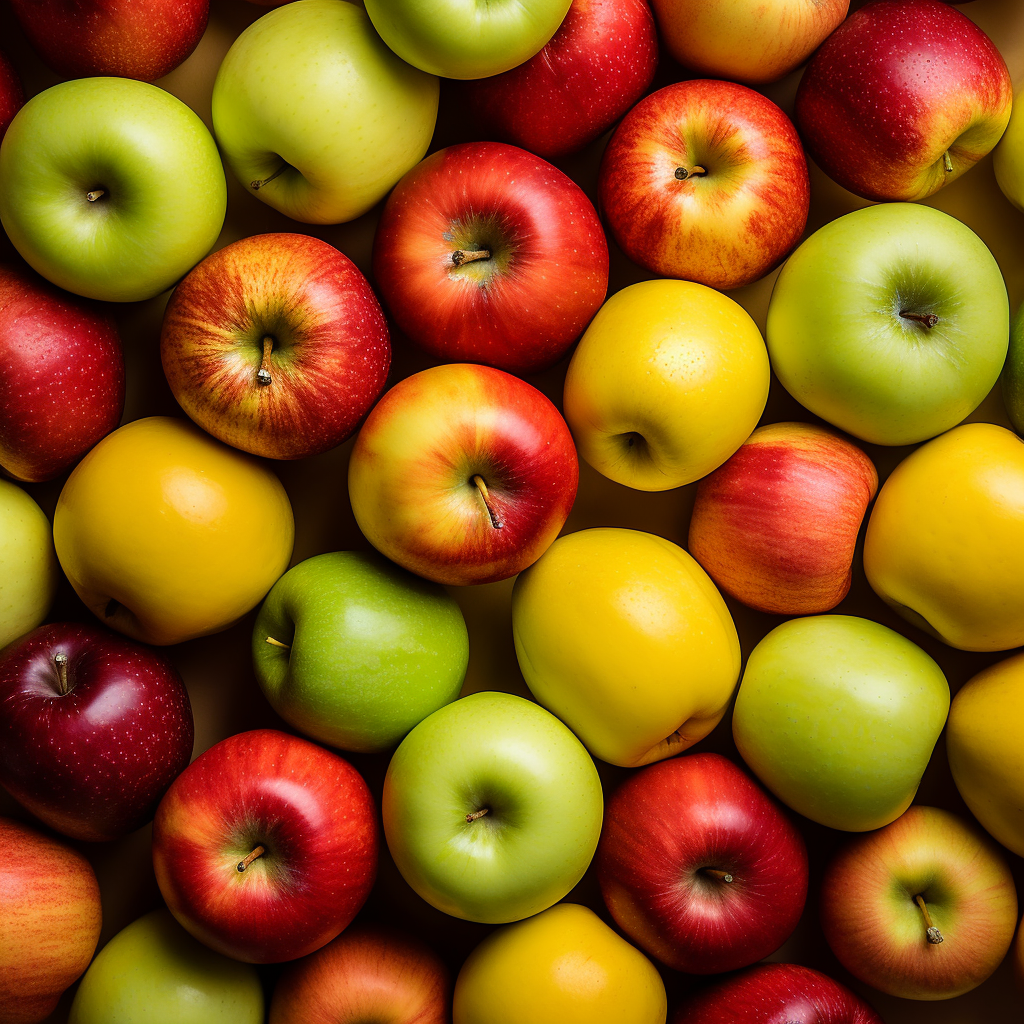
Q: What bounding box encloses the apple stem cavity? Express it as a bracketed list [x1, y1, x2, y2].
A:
[265, 636, 290, 650]
[471, 474, 503, 529]
[250, 163, 288, 191]
[85, 188, 106, 202]
[236, 845, 266, 872]
[465, 808, 490, 823]
[256, 336, 274, 386]
[451, 249, 491, 267]
[913, 895, 944, 944]
[703, 868, 735, 883]
[674, 165, 708, 180]
[53, 653, 71, 696]
[900, 311, 939, 329]
[943, 150, 954, 174]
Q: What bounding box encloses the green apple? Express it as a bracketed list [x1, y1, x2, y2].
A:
[253, 551, 469, 753]
[0, 479, 58, 649]
[766, 203, 1008, 446]
[1002, 300, 1024, 435]
[994, 87, 1024, 211]
[212, 0, 438, 225]
[69, 909, 263, 1024]
[732, 615, 949, 832]
[382, 690, 603, 923]
[0, 78, 226, 303]
[364, 0, 571, 79]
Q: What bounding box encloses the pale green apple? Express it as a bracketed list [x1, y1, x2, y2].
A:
[212, 0, 438, 224]
[766, 203, 1008, 446]
[0, 78, 226, 303]
[1002, 300, 1024, 435]
[69, 909, 263, 1024]
[994, 88, 1024, 211]
[733, 615, 949, 832]
[0, 479, 58, 649]
[382, 691, 603, 923]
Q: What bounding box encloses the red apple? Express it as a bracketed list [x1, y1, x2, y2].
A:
[457, 0, 658, 160]
[0, 49, 24, 143]
[372, 142, 608, 374]
[795, 0, 1012, 202]
[161, 233, 390, 460]
[0, 622, 193, 843]
[0, 263, 125, 483]
[153, 728, 378, 964]
[596, 752, 808, 974]
[688, 423, 878, 615]
[269, 925, 449, 1024]
[9, 0, 209, 82]
[599, 80, 809, 290]
[821, 805, 1018, 1000]
[0, 816, 102, 1024]
[348, 363, 578, 586]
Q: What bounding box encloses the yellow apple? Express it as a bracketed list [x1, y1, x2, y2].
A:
[54, 417, 294, 646]
[452, 903, 666, 1024]
[562, 280, 769, 491]
[512, 528, 741, 767]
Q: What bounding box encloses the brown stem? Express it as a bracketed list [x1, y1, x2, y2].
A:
[451, 249, 491, 267]
[86, 189, 106, 202]
[674, 165, 708, 180]
[465, 808, 490, 823]
[943, 150, 953, 174]
[914, 895, 944, 944]
[472, 474, 503, 529]
[703, 868, 735, 883]
[265, 636, 290, 650]
[250, 163, 288, 191]
[54, 653, 71, 696]
[237, 845, 266, 872]
[256, 336, 274, 386]
[900, 311, 939, 328]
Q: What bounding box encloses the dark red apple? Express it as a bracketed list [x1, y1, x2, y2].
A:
[153, 728, 378, 964]
[0, 49, 24, 143]
[0, 263, 125, 483]
[457, 0, 658, 160]
[596, 752, 808, 974]
[372, 142, 608, 375]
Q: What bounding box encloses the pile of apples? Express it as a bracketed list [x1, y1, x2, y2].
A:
[2, 0, 1024, 1022]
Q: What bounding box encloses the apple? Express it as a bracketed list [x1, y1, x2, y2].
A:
[382, 691, 603, 923]
[733, 615, 949, 832]
[270, 925, 449, 1024]
[456, 0, 658, 160]
[212, 0, 438, 225]
[372, 141, 608, 374]
[161, 233, 390, 459]
[364, 0, 571, 79]
[598, 79, 809, 290]
[597, 752, 808, 974]
[994, 87, 1024, 211]
[0, 622, 193, 842]
[9, 0, 208, 82]
[253, 551, 469, 753]
[153, 728, 377, 964]
[1002, 300, 1024, 434]
[0, 78, 226, 303]
[0, 816, 102, 1024]
[53, 416, 294, 646]
[766, 203, 1008, 446]
[512, 528, 741, 767]
[688, 423, 878, 615]
[348, 363, 578, 587]
[795, 0, 1012, 202]
[453, 903, 666, 1024]
[0, 49, 23, 143]
[69, 909, 263, 1024]
[563, 280, 769, 491]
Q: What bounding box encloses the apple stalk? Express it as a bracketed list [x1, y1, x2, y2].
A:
[914, 894, 944, 944]
[674, 165, 707, 180]
[450, 248, 490, 267]
[472, 474, 503, 529]
[236, 845, 266, 873]
[53, 652, 71, 696]
[465, 807, 489, 823]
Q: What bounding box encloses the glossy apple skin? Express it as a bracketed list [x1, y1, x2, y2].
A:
[0, 49, 23, 142]
[0, 622, 193, 843]
[9, 0, 208, 82]
[348, 364, 578, 586]
[599, 79, 809, 290]
[795, 0, 1012, 202]
[597, 752, 807, 974]
[689, 423, 878, 615]
[153, 728, 378, 964]
[0, 816, 102, 1024]
[162, 233, 389, 460]
[458, 0, 658, 160]
[373, 142, 607, 374]
[270, 926, 449, 1024]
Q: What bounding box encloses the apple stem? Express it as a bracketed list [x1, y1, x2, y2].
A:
[472, 474, 503, 529]
[256, 336, 274, 386]
[943, 150, 953, 174]
[674, 166, 707, 180]
[237, 845, 266, 872]
[53, 653, 71, 696]
[703, 868, 734, 883]
[451, 249, 491, 267]
[85, 188, 106, 202]
[465, 808, 490, 823]
[250, 163, 288, 191]
[265, 636, 290, 650]
[900, 311, 939, 329]
[914, 895, 944, 944]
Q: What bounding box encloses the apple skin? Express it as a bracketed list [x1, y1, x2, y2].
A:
[0, 49, 24, 143]
[372, 142, 608, 374]
[348, 364, 578, 587]
[821, 806, 1018, 1001]
[9, 0, 208, 82]
[0, 816, 102, 1024]
[269, 926, 449, 1024]
[457, 0, 658, 160]
[1002, 300, 1024, 434]
[153, 728, 378, 964]
[688, 423, 878, 615]
[795, 0, 1012, 202]
[599, 79, 809, 290]
[161, 233, 390, 460]
[994, 88, 1024, 212]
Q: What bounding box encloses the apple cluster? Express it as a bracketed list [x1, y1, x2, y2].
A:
[2, 1, 1024, 1023]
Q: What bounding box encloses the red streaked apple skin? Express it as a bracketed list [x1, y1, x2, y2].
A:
[0, 50, 24, 142]
[597, 752, 808, 974]
[599, 79, 809, 290]
[458, 0, 658, 160]
[348, 363, 578, 586]
[821, 805, 1018, 1000]
[688, 422, 878, 615]
[372, 142, 608, 374]
[153, 729, 378, 964]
